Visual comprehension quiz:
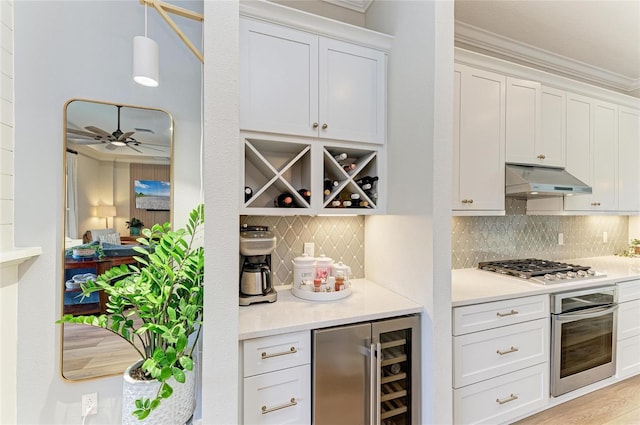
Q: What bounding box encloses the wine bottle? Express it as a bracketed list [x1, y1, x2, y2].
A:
[244, 186, 253, 202]
[274, 192, 294, 207]
[343, 163, 356, 173]
[333, 152, 347, 162]
[298, 188, 311, 203]
[323, 179, 339, 196]
[331, 198, 342, 207]
[355, 176, 379, 190]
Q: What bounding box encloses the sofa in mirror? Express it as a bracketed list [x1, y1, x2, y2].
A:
[61, 99, 173, 380]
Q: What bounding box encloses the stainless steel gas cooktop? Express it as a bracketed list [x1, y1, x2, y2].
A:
[478, 258, 605, 285]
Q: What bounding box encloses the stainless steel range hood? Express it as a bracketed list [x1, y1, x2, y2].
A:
[505, 164, 592, 199]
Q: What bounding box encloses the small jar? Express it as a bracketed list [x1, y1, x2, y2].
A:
[335, 272, 345, 291]
[315, 255, 333, 282]
[313, 278, 322, 292]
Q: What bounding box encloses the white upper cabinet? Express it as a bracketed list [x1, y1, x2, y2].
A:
[453, 64, 506, 215]
[240, 18, 386, 144]
[319, 38, 386, 144]
[506, 79, 566, 168]
[539, 86, 566, 168]
[505, 78, 542, 165]
[240, 19, 319, 138]
[618, 107, 640, 212]
[564, 94, 618, 211]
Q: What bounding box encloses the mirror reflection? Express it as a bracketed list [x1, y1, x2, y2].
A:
[62, 99, 173, 380]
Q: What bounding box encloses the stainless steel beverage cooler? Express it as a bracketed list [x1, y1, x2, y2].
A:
[312, 315, 420, 425]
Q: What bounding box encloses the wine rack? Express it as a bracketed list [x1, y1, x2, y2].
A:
[241, 133, 384, 215]
[243, 137, 312, 213]
[379, 330, 411, 425]
[322, 146, 380, 211]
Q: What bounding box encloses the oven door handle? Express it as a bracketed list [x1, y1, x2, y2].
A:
[555, 304, 618, 322]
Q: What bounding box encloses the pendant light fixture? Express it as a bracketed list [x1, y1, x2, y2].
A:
[133, 3, 159, 87]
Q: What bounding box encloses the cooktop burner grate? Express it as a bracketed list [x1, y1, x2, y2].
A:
[478, 258, 592, 279]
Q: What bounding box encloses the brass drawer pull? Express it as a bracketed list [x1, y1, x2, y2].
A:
[537, 154, 546, 159]
[496, 393, 518, 405]
[262, 398, 297, 414]
[496, 346, 519, 355]
[261, 346, 297, 359]
[496, 309, 518, 317]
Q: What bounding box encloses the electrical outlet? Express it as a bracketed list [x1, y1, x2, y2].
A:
[304, 242, 315, 257]
[82, 392, 98, 416]
[603, 232, 608, 243]
[558, 233, 564, 246]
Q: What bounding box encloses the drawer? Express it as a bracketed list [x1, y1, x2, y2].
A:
[243, 364, 311, 425]
[453, 318, 549, 388]
[453, 295, 549, 335]
[618, 279, 640, 303]
[453, 363, 548, 425]
[617, 334, 640, 379]
[618, 298, 640, 340]
[244, 331, 310, 377]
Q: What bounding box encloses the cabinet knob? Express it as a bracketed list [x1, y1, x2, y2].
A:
[313, 122, 319, 129]
[591, 202, 601, 207]
[537, 154, 546, 159]
[322, 123, 328, 130]
[461, 199, 474, 204]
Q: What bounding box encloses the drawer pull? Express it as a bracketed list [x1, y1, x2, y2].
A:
[261, 346, 297, 359]
[496, 346, 519, 355]
[261, 397, 297, 414]
[496, 393, 519, 405]
[496, 309, 518, 317]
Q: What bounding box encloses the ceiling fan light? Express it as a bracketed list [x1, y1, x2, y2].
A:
[133, 36, 159, 87]
[111, 141, 126, 147]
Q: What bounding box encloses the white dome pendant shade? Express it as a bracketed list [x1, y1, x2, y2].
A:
[133, 35, 159, 87]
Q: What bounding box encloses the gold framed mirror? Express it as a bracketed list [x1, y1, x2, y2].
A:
[61, 99, 173, 380]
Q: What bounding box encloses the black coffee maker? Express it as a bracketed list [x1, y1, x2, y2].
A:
[239, 225, 277, 306]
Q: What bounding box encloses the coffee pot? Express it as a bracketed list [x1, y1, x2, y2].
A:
[239, 225, 278, 306]
[240, 263, 272, 296]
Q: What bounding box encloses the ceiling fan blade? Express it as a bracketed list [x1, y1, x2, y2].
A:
[67, 128, 103, 139]
[85, 126, 112, 138]
[119, 131, 135, 140]
[127, 144, 143, 153]
[105, 143, 118, 151]
[138, 145, 168, 152]
[67, 138, 102, 145]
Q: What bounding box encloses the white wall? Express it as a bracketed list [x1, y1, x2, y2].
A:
[12, 1, 202, 423]
[365, 1, 454, 423]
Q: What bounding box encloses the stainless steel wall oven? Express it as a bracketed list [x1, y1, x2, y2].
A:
[550, 285, 618, 396]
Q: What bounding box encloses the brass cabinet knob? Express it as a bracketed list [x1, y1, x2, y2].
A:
[322, 123, 328, 130]
[537, 154, 546, 159]
[313, 122, 319, 129]
[461, 199, 474, 204]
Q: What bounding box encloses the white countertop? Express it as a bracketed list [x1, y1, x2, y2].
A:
[452, 255, 640, 307]
[238, 279, 422, 340]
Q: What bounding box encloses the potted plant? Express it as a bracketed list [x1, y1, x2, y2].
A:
[126, 217, 145, 236]
[58, 204, 204, 422]
[632, 239, 640, 255]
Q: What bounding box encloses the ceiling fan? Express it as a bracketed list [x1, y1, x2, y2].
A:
[67, 105, 165, 153]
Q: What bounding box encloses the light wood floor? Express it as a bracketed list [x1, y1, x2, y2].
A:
[513, 374, 640, 425]
[62, 322, 143, 380]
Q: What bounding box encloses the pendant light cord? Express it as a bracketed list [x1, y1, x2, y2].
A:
[144, 3, 148, 37]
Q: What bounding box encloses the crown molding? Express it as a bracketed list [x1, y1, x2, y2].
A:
[455, 21, 640, 95]
[321, 0, 373, 13]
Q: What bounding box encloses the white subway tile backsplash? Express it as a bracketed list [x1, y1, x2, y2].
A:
[452, 199, 629, 269]
[0, 123, 11, 150]
[0, 223, 13, 251]
[0, 172, 12, 200]
[240, 215, 365, 286]
[0, 147, 13, 175]
[0, 198, 13, 225]
[1, 72, 12, 102]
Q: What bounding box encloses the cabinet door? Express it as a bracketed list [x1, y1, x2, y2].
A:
[564, 93, 594, 211]
[319, 38, 386, 144]
[453, 64, 505, 213]
[618, 107, 640, 212]
[240, 18, 318, 138]
[539, 86, 566, 167]
[243, 364, 311, 424]
[505, 77, 541, 165]
[591, 100, 618, 210]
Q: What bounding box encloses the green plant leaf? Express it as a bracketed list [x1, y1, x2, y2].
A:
[172, 367, 186, 383]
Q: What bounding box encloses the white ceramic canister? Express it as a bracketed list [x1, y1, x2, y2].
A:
[331, 261, 351, 279]
[315, 255, 333, 281]
[292, 253, 316, 290]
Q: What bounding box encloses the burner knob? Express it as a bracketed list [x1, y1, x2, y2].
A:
[544, 273, 556, 281]
[556, 272, 567, 279]
[577, 270, 587, 277]
[566, 271, 577, 279]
